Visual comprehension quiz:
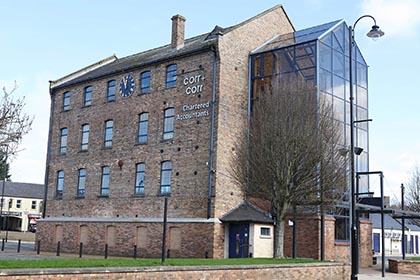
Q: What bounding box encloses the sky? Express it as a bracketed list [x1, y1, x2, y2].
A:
[1, 0, 419, 204]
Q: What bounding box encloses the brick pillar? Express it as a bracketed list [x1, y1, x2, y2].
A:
[359, 219, 373, 267]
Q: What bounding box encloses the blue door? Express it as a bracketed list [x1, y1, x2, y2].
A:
[373, 233, 380, 253]
[411, 235, 415, 254]
[416, 235, 419, 254]
[229, 224, 250, 258]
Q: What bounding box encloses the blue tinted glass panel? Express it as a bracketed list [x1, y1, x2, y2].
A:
[319, 43, 332, 71]
[333, 50, 345, 77]
[319, 68, 332, 93]
[333, 75, 345, 99]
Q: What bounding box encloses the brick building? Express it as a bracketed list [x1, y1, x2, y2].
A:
[38, 5, 372, 264]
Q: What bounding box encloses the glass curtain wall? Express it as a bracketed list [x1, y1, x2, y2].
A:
[250, 20, 369, 199]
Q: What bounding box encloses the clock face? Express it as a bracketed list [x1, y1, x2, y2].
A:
[119, 74, 135, 98]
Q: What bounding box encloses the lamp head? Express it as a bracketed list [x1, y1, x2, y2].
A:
[367, 25, 384, 39]
[354, 147, 364, 155]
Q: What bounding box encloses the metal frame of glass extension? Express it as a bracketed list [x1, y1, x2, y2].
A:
[249, 20, 370, 236]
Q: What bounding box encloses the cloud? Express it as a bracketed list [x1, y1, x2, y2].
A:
[361, 0, 420, 37]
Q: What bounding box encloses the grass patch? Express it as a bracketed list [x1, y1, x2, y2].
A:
[0, 258, 319, 269]
[408, 257, 420, 261]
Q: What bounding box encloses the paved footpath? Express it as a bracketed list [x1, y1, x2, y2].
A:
[1, 246, 420, 279]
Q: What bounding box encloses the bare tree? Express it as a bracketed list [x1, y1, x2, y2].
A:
[406, 165, 420, 213]
[231, 75, 347, 258]
[0, 81, 33, 158]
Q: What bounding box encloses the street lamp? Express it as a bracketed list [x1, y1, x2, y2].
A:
[349, 15, 384, 280]
[0, 145, 7, 232]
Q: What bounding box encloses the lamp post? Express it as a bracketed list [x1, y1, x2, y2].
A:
[348, 16, 384, 280]
[0, 145, 7, 232]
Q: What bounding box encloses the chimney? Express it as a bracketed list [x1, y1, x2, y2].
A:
[171, 14, 186, 49]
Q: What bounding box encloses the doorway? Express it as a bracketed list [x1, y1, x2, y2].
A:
[228, 223, 249, 258]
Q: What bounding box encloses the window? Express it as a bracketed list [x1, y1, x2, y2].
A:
[60, 128, 68, 154]
[100, 166, 110, 196]
[107, 80, 116, 101]
[16, 200, 22, 209]
[84, 86, 92, 106]
[56, 170, 64, 199]
[335, 215, 350, 241]
[160, 161, 172, 194]
[166, 64, 177, 88]
[104, 120, 113, 147]
[63, 91, 71, 111]
[140, 71, 151, 93]
[260, 227, 271, 237]
[31, 200, 37, 210]
[77, 168, 86, 197]
[163, 108, 174, 140]
[138, 113, 148, 143]
[81, 124, 90, 151]
[135, 163, 145, 195]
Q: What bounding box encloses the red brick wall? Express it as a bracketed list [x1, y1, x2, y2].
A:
[37, 221, 214, 258]
[284, 215, 372, 268]
[0, 263, 351, 280]
[388, 259, 420, 275]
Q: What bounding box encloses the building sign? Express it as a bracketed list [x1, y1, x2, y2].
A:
[176, 101, 210, 121]
[183, 75, 204, 95]
[1, 211, 21, 216]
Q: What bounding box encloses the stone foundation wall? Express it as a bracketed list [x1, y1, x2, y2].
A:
[0, 263, 350, 280]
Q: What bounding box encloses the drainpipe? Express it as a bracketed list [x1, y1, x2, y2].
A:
[42, 82, 55, 218]
[207, 46, 217, 219]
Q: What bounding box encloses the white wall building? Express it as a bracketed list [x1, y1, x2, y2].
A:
[0, 182, 44, 232]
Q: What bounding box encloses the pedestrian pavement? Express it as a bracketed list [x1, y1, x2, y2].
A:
[1, 242, 420, 279]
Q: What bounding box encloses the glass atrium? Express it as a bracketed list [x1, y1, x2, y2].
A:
[250, 20, 370, 195]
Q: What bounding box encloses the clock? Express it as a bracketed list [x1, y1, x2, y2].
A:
[119, 74, 135, 98]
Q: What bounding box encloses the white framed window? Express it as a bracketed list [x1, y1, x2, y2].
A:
[260, 227, 271, 237]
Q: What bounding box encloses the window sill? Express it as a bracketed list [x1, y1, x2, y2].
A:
[102, 146, 112, 150]
[259, 235, 272, 239]
[78, 149, 88, 153]
[157, 193, 171, 197]
[160, 139, 174, 144]
[97, 195, 109, 198]
[75, 196, 85, 199]
[135, 142, 148, 146]
[61, 109, 71, 113]
[334, 241, 350, 246]
[132, 194, 145, 198]
[81, 105, 91, 109]
[106, 99, 115, 103]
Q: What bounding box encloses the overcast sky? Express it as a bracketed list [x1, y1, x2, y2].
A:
[1, 0, 419, 203]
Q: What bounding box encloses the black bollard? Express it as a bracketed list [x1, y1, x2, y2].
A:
[205, 250, 208, 259]
[1, 238, 4, 251]
[104, 244, 108, 259]
[133, 245, 137, 259]
[79, 242, 83, 258]
[37, 240, 40, 255]
[17, 239, 21, 253]
[167, 249, 170, 258]
[56, 241, 61, 256]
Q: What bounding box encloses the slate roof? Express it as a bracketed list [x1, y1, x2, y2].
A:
[0, 182, 44, 199]
[51, 5, 292, 91]
[220, 200, 273, 224]
[370, 214, 402, 230]
[370, 213, 420, 231]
